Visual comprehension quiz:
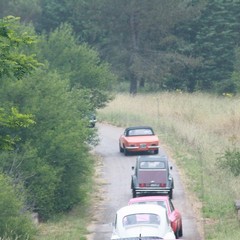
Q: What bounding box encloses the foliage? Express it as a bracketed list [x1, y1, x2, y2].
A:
[0, 1, 203, 94]
[182, 0, 240, 93]
[0, 68, 96, 219]
[0, 13, 113, 225]
[0, 107, 35, 150]
[217, 147, 240, 177]
[0, 15, 40, 238]
[1, 1, 240, 94]
[0, 15, 38, 150]
[0, 0, 41, 25]
[79, 0, 202, 94]
[0, 174, 36, 240]
[36, 22, 116, 109]
[0, 16, 41, 80]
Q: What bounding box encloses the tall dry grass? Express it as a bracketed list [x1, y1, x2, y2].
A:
[98, 92, 240, 240]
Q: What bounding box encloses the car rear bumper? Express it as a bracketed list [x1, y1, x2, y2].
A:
[135, 187, 172, 195]
[126, 145, 160, 150]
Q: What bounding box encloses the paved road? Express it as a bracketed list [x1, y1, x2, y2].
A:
[90, 123, 203, 240]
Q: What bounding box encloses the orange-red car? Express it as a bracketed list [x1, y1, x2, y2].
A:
[119, 126, 160, 156]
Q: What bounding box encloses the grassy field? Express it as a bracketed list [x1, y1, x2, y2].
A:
[98, 92, 240, 240]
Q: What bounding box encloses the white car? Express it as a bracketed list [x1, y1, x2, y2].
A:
[111, 204, 176, 240]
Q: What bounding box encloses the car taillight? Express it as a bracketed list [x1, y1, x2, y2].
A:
[160, 183, 166, 187]
[139, 183, 146, 187]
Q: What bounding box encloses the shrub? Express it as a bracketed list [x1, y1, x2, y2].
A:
[0, 174, 36, 239]
[217, 147, 240, 176]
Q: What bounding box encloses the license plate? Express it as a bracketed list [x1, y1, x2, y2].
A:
[150, 183, 159, 187]
[140, 144, 146, 148]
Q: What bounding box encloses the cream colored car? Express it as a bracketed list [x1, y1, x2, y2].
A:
[111, 204, 176, 240]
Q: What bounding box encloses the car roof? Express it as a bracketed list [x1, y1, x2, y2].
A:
[116, 204, 166, 217]
[137, 155, 168, 163]
[128, 196, 170, 205]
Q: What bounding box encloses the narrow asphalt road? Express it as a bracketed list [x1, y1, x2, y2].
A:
[89, 123, 203, 240]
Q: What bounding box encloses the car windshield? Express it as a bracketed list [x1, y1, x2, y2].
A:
[140, 161, 165, 169]
[127, 128, 153, 136]
[123, 213, 160, 226]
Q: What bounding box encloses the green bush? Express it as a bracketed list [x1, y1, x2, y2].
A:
[217, 147, 240, 176]
[0, 174, 36, 239]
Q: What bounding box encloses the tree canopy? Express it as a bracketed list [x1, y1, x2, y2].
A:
[1, 0, 239, 94]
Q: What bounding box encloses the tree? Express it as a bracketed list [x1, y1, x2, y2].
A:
[0, 0, 42, 25]
[36, 22, 116, 108]
[0, 66, 98, 219]
[0, 16, 41, 80]
[0, 107, 35, 150]
[69, 0, 202, 93]
[0, 16, 40, 236]
[0, 16, 38, 150]
[0, 16, 115, 220]
[183, 0, 240, 93]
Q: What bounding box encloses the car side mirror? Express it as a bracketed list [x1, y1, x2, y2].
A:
[170, 166, 173, 170]
[132, 166, 135, 170]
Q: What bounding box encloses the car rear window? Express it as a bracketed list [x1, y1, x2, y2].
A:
[123, 213, 160, 226]
[140, 161, 165, 169]
[128, 128, 153, 136]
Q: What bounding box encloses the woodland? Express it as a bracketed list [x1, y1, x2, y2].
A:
[0, 0, 240, 239]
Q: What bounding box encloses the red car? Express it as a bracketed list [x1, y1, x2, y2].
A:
[128, 196, 183, 239]
[119, 126, 160, 156]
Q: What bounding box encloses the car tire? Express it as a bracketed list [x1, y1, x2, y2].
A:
[179, 225, 183, 237]
[175, 228, 180, 239]
[132, 189, 136, 198]
[169, 189, 173, 200]
[124, 147, 129, 156]
[119, 143, 124, 153]
[175, 225, 183, 239]
[154, 149, 159, 154]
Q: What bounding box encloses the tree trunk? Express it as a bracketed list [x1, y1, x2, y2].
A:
[129, 5, 139, 95]
[130, 72, 137, 95]
[139, 78, 145, 88]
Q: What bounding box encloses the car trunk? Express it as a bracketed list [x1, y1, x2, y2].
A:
[138, 170, 167, 186]
[127, 136, 158, 144]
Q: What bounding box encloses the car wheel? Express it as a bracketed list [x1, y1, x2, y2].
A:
[119, 143, 124, 153]
[124, 147, 129, 156]
[154, 149, 159, 154]
[169, 189, 173, 199]
[179, 225, 183, 237]
[132, 189, 136, 198]
[175, 228, 180, 239]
